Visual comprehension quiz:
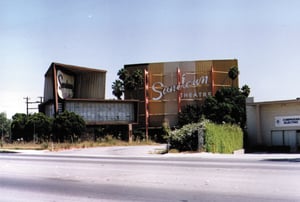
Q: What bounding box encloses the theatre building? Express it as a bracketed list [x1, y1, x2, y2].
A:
[124, 59, 239, 129]
[39, 60, 238, 140]
[247, 98, 300, 152]
[39, 62, 138, 126]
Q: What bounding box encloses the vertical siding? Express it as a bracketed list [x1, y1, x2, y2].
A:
[195, 60, 213, 100]
[178, 61, 197, 107]
[212, 60, 238, 93]
[43, 75, 54, 102]
[148, 63, 165, 126]
[45, 104, 55, 117]
[75, 72, 105, 99]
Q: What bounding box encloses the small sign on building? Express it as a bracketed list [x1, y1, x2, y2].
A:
[275, 115, 300, 127]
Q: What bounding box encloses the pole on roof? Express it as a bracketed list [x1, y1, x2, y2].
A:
[53, 64, 59, 116]
[177, 67, 181, 113]
[144, 69, 149, 142]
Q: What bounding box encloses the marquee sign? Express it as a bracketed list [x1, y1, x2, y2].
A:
[127, 59, 238, 128]
[57, 70, 75, 99]
[149, 70, 211, 101]
[275, 115, 300, 127]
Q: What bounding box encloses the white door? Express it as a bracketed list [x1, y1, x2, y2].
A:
[271, 131, 283, 146]
[284, 130, 297, 152]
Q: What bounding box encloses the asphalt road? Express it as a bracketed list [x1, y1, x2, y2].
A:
[1, 148, 300, 202]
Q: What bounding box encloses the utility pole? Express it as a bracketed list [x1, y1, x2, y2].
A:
[24, 97, 30, 115]
[24, 96, 44, 115]
[38, 96, 43, 103]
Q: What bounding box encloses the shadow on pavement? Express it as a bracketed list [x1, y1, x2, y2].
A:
[262, 158, 300, 163]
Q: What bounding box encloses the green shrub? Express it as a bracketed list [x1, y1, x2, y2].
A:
[11, 113, 52, 142]
[177, 104, 203, 127]
[166, 120, 243, 153]
[205, 122, 243, 153]
[52, 111, 86, 142]
[167, 122, 205, 152]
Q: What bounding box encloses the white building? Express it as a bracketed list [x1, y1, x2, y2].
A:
[247, 97, 300, 152]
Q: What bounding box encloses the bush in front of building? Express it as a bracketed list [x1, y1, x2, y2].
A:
[52, 111, 86, 143]
[205, 122, 243, 153]
[202, 86, 250, 130]
[166, 120, 243, 153]
[26, 113, 53, 142]
[11, 112, 85, 143]
[11, 113, 28, 141]
[177, 104, 203, 127]
[94, 125, 129, 141]
[11, 113, 52, 142]
[166, 122, 205, 152]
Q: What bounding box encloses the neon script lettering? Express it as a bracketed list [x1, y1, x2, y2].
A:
[151, 74, 209, 100]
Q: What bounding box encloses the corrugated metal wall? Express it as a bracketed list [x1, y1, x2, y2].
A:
[148, 63, 165, 126]
[75, 72, 105, 99]
[212, 60, 238, 93]
[147, 61, 213, 127]
[43, 75, 54, 102]
[44, 103, 55, 117]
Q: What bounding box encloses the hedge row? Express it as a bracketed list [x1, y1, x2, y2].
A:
[167, 121, 243, 153]
[205, 122, 243, 153]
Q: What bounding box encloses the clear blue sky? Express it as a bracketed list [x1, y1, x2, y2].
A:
[1, 0, 300, 118]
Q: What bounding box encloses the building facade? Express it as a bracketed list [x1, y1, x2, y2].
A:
[39, 62, 138, 125]
[247, 98, 300, 152]
[124, 59, 239, 128]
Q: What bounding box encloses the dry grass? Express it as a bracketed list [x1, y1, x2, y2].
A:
[0, 136, 158, 152]
[1, 142, 45, 150]
[167, 149, 180, 153]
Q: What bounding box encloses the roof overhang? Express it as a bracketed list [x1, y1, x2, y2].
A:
[45, 62, 106, 76]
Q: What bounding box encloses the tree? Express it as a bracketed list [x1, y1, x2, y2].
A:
[26, 113, 52, 142]
[177, 105, 203, 127]
[228, 66, 239, 86]
[202, 85, 250, 129]
[11, 113, 28, 141]
[112, 68, 144, 99]
[202, 66, 249, 129]
[131, 69, 144, 87]
[112, 80, 123, 100]
[52, 111, 86, 142]
[0, 112, 11, 143]
[241, 85, 250, 97]
[117, 68, 130, 81]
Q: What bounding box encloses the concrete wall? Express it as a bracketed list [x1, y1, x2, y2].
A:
[246, 104, 258, 147]
[247, 99, 300, 151]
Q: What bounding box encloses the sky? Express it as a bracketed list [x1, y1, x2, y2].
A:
[1, 0, 300, 118]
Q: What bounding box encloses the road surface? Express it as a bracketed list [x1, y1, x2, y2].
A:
[0, 149, 300, 201]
